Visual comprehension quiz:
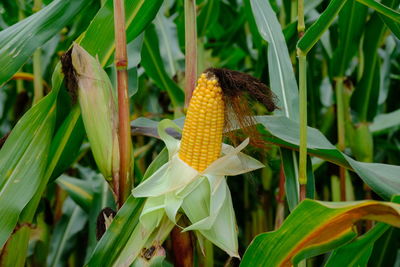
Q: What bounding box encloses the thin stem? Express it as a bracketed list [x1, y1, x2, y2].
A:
[290, 0, 298, 23]
[335, 77, 346, 201]
[184, 0, 197, 107]
[16, 1, 25, 95]
[335, 78, 345, 151]
[297, 0, 305, 34]
[16, 79, 24, 94]
[114, 0, 132, 207]
[298, 53, 307, 186]
[33, 49, 43, 104]
[33, 0, 43, 107]
[299, 184, 306, 202]
[204, 240, 214, 267]
[298, 0, 307, 201]
[275, 164, 286, 229]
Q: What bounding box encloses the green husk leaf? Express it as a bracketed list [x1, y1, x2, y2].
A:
[70, 44, 119, 181]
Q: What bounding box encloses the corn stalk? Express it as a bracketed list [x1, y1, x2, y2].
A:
[113, 0, 132, 207]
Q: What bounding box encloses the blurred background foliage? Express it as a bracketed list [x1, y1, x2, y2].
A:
[0, 0, 400, 266]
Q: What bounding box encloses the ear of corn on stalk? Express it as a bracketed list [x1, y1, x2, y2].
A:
[69, 44, 119, 181]
[179, 73, 224, 171]
[132, 71, 265, 258]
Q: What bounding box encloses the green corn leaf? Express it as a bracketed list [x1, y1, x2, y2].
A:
[80, 0, 163, 67]
[331, 0, 367, 77]
[370, 109, 400, 134]
[0, 94, 81, 267]
[0, 0, 92, 85]
[325, 223, 390, 266]
[49, 106, 85, 181]
[57, 175, 95, 212]
[131, 115, 400, 199]
[0, 92, 57, 248]
[379, 13, 400, 39]
[114, 215, 175, 266]
[256, 115, 400, 199]
[297, 0, 348, 54]
[47, 198, 87, 267]
[2, 0, 162, 262]
[197, 0, 220, 37]
[142, 25, 185, 108]
[368, 225, 400, 267]
[356, 0, 400, 23]
[75, 165, 115, 259]
[154, 4, 184, 77]
[250, 0, 299, 120]
[86, 148, 168, 266]
[250, 0, 309, 210]
[351, 0, 399, 122]
[241, 199, 400, 266]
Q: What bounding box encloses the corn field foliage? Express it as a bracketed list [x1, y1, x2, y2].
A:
[1, 0, 400, 266]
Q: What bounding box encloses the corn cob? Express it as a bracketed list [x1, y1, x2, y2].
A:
[179, 73, 224, 172]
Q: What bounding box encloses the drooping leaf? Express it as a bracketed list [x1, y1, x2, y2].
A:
[0, 0, 92, 85]
[131, 115, 400, 199]
[325, 196, 400, 267]
[241, 199, 400, 266]
[256, 115, 400, 199]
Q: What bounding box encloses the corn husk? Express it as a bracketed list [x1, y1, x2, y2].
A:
[132, 119, 264, 257]
[70, 44, 119, 181]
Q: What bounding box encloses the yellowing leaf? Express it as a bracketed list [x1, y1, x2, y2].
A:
[241, 199, 400, 267]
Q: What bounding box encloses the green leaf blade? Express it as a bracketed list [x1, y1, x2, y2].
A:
[0, 93, 57, 247]
[0, 0, 92, 85]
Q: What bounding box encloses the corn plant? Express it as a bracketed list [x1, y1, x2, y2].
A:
[1, 0, 400, 266]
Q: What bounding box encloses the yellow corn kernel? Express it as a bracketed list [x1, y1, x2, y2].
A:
[179, 73, 225, 172]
